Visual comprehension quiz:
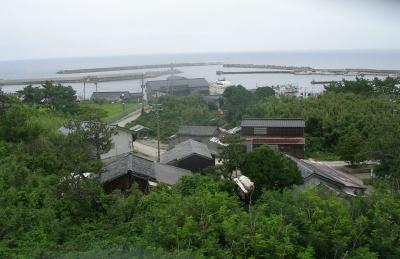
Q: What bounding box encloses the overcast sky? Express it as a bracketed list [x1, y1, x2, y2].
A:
[0, 0, 399, 60]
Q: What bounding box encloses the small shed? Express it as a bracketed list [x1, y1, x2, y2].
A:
[130, 124, 150, 139]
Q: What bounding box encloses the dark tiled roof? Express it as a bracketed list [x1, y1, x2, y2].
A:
[161, 139, 213, 164]
[241, 118, 305, 128]
[101, 154, 154, 183]
[146, 78, 209, 91]
[178, 126, 219, 136]
[154, 163, 192, 185]
[101, 153, 191, 185]
[289, 157, 365, 189]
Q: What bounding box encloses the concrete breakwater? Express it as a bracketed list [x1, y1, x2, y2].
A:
[223, 63, 312, 71]
[217, 70, 292, 75]
[223, 63, 400, 76]
[57, 62, 222, 74]
[0, 70, 181, 86]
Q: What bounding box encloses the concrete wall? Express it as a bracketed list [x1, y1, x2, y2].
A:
[101, 129, 133, 160]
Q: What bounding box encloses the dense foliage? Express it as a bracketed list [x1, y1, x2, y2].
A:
[221, 78, 400, 168]
[17, 81, 79, 113]
[129, 94, 220, 140]
[1, 78, 400, 257]
[241, 146, 303, 200]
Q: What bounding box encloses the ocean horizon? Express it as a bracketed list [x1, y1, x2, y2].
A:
[1, 50, 400, 97]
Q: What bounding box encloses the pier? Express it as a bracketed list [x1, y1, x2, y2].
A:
[311, 80, 340, 85]
[57, 62, 222, 74]
[0, 70, 181, 86]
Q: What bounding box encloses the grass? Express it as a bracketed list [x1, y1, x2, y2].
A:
[79, 101, 140, 123]
[29, 107, 67, 135]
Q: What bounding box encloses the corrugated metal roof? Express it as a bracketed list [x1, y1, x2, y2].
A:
[178, 126, 218, 136]
[241, 118, 305, 128]
[161, 139, 213, 164]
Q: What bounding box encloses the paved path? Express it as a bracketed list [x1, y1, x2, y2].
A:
[116, 108, 143, 127]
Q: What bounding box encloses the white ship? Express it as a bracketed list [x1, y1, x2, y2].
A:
[209, 78, 234, 95]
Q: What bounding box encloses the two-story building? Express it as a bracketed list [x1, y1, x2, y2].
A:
[241, 118, 305, 158]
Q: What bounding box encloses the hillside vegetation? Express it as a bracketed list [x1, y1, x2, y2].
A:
[0, 78, 400, 257]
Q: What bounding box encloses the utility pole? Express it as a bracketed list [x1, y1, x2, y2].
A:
[83, 81, 86, 101]
[95, 81, 98, 92]
[141, 73, 145, 113]
[152, 103, 163, 162]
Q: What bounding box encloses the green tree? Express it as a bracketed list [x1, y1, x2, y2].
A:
[18, 85, 45, 104]
[241, 145, 303, 199]
[0, 105, 41, 142]
[65, 112, 116, 160]
[336, 130, 366, 164]
[18, 81, 78, 113]
[217, 135, 246, 176]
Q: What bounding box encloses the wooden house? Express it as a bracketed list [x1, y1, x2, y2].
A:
[241, 118, 305, 158]
[101, 153, 192, 193]
[169, 126, 221, 149]
[161, 139, 214, 172]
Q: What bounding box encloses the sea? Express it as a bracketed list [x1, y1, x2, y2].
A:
[1, 50, 400, 98]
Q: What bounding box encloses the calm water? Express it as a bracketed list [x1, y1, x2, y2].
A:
[1, 50, 400, 98]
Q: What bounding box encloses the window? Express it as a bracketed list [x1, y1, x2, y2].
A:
[254, 127, 267, 135]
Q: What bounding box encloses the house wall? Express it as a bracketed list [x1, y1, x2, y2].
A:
[103, 174, 133, 193]
[168, 155, 214, 172]
[190, 86, 210, 95]
[101, 129, 133, 160]
[252, 143, 304, 158]
[241, 126, 304, 137]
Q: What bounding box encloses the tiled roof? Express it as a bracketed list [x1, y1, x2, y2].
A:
[241, 118, 305, 128]
[101, 153, 191, 185]
[154, 163, 192, 185]
[178, 126, 218, 136]
[101, 154, 154, 183]
[161, 139, 213, 164]
[289, 157, 366, 189]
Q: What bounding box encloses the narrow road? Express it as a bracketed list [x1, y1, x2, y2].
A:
[116, 108, 143, 127]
